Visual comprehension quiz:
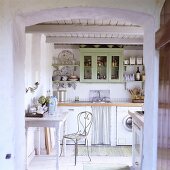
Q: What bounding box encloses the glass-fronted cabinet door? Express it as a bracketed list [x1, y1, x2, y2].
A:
[80, 53, 94, 82]
[94, 54, 108, 82]
[80, 48, 123, 82]
[108, 52, 123, 82]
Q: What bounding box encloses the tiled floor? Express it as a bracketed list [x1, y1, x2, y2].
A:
[29, 145, 132, 170]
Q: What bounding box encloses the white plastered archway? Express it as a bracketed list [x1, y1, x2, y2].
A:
[14, 7, 158, 170]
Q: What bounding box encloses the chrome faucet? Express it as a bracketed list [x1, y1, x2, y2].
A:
[90, 90, 110, 103]
[96, 90, 101, 101]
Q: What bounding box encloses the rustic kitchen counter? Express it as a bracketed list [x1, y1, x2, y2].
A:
[58, 101, 144, 107]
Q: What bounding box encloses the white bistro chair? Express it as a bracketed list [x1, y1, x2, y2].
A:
[60, 111, 93, 165]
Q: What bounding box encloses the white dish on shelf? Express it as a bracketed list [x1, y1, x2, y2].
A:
[70, 75, 77, 79]
[68, 78, 78, 81]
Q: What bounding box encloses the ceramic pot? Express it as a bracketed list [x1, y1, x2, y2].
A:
[61, 76, 68, 81]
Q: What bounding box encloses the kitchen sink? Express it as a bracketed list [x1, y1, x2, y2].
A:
[73, 100, 111, 103]
[91, 96, 111, 103]
[91, 101, 111, 103]
[73, 101, 91, 103]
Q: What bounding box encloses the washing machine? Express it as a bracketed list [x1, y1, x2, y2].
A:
[116, 107, 142, 145]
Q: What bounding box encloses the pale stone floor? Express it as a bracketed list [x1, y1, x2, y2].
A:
[29, 145, 132, 170]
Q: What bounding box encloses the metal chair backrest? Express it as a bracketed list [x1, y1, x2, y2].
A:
[77, 111, 93, 136]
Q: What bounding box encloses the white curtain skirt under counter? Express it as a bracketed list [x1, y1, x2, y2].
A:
[91, 106, 111, 145]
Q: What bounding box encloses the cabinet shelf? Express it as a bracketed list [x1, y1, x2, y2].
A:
[123, 60, 145, 90]
[52, 80, 79, 89]
[124, 64, 144, 72]
[124, 80, 145, 90]
[52, 62, 80, 89]
[53, 80, 79, 83]
[123, 64, 144, 66]
[123, 80, 144, 82]
[97, 65, 107, 67]
[84, 66, 92, 68]
[52, 64, 80, 67]
[112, 67, 119, 70]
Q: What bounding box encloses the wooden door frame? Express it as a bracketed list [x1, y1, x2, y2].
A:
[156, 20, 170, 49]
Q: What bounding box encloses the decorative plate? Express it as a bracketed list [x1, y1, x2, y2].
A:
[58, 50, 74, 64]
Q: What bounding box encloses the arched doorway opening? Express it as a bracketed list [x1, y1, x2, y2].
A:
[14, 7, 157, 170]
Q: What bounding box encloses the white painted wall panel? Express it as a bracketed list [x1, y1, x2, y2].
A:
[25, 34, 55, 160]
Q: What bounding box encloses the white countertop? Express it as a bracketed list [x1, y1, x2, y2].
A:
[58, 101, 144, 107]
[128, 110, 144, 127]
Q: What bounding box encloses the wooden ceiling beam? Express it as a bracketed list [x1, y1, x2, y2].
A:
[26, 24, 143, 35]
[46, 36, 143, 45]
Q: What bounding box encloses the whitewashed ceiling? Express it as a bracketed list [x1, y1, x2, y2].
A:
[26, 18, 144, 45]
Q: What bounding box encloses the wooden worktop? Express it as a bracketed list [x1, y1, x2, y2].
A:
[58, 101, 144, 107]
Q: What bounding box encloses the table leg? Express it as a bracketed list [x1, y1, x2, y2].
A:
[55, 123, 60, 170]
[38, 128, 41, 155]
[62, 120, 67, 156]
[25, 127, 28, 170]
[34, 127, 41, 155]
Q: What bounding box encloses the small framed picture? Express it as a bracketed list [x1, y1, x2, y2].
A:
[137, 58, 143, 65]
[130, 57, 136, 65]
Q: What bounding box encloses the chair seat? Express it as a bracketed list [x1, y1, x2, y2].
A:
[64, 133, 86, 141]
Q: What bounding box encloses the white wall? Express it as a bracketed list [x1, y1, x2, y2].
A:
[25, 33, 54, 158]
[25, 33, 53, 109]
[142, 20, 159, 170]
[52, 47, 143, 102]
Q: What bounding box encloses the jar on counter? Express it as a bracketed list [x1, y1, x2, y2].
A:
[57, 90, 67, 102]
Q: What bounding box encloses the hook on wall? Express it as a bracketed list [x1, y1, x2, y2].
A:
[26, 82, 39, 93]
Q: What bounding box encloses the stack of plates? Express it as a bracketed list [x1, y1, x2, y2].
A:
[68, 78, 78, 81]
[68, 76, 78, 81]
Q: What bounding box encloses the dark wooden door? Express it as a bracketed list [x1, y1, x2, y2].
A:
[157, 44, 170, 170]
[156, 1, 170, 169]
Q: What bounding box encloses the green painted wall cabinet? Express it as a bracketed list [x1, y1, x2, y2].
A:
[80, 48, 124, 83]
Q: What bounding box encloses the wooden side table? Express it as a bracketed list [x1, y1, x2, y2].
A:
[25, 112, 68, 170]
